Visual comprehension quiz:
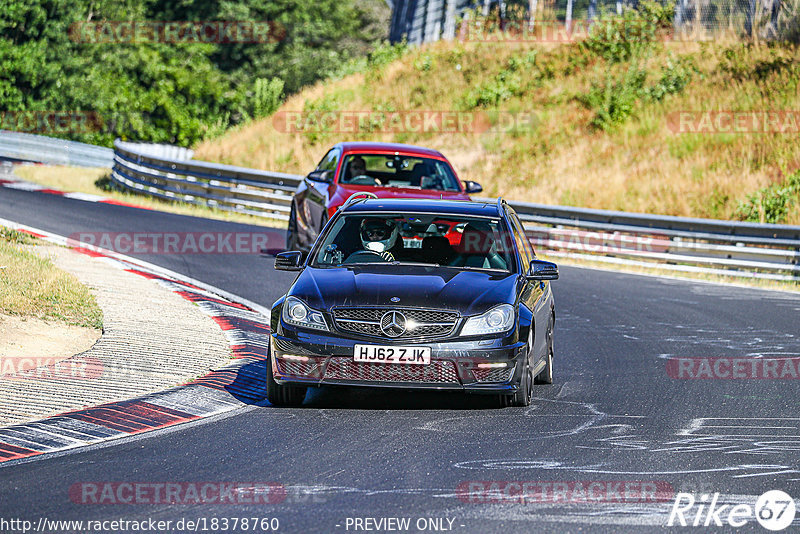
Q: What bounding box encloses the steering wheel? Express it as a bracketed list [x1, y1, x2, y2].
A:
[343, 250, 391, 264]
[350, 175, 381, 186]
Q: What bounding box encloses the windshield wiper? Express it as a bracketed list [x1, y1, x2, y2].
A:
[386, 261, 440, 267]
[316, 261, 442, 268]
[438, 265, 508, 273]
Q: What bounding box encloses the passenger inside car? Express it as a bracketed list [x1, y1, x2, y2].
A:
[449, 224, 508, 270]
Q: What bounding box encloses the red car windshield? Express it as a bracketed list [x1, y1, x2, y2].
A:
[340, 154, 461, 192]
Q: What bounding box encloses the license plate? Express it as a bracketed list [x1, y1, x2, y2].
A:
[354, 345, 431, 365]
[403, 238, 423, 248]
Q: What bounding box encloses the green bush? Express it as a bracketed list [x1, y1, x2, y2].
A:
[721, 43, 800, 82]
[582, 63, 648, 130]
[642, 56, 697, 102]
[582, 53, 695, 130]
[334, 40, 408, 80]
[252, 78, 285, 119]
[368, 41, 408, 69]
[414, 53, 434, 72]
[461, 51, 540, 108]
[582, 1, 674, 62]
[736, 169, 800, 223]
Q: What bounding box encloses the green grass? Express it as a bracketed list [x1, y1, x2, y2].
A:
[0, 229, 103, 328]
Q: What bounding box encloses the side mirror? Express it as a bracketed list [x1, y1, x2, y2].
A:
[526, 259, 559, 281]
[307, 170, 333, 183]
[464, 181, 483, 194]
[275, 251, 303, 271]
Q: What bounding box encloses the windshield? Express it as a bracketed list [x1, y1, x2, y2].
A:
[339, 154, 461, 192]
[312, 213, 516, 272]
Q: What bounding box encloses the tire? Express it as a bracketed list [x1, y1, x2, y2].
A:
[503, 328, 534, 407]
[266, 349, 307, 407]
[535, 314, 554, 385]
[286, 203, 300, 251]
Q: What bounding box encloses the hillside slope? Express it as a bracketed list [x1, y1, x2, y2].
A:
[195, 12, 800, 224]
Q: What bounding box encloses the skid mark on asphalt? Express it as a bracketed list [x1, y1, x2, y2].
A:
[452, 457, 797, 478]
[439, 399, 800, 482]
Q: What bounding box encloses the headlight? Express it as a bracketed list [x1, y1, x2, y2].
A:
[281, 296, 329, 331]
[460, 304, 515, 336]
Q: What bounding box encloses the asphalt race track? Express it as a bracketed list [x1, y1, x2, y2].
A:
[1, 185, 799, 532]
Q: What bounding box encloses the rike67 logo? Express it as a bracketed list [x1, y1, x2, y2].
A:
[668, 490, 796, 530]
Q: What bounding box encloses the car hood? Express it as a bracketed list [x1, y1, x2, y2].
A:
[291, 265, 519, 316]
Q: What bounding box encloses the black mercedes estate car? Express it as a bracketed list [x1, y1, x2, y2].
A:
[269, 196, 558, 407]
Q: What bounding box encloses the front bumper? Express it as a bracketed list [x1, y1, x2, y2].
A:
[270, 329, 526, 394]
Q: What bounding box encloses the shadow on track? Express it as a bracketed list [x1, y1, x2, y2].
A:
[214, 358, 508, 410]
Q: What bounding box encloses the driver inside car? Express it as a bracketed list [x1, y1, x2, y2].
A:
[346, 156, 378, 185]
[349, 217, 403, 262]
[349, 156, 366, 177]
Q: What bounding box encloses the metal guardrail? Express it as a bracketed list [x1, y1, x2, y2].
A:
[112, 139, 799, 281]
[503, 200, 800, 282]
[111, 139, 300, 220]
[0, 130, 113, 168]
[1, 131, 797, 281]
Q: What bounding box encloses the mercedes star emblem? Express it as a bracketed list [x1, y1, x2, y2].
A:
[380, 311, 406, 337]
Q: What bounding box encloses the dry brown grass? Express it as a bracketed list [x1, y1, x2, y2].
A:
[196, 36, 800, 223]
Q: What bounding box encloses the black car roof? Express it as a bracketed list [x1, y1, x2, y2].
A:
[341, 198, 502, 217]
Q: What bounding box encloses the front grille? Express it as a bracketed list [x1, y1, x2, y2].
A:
[323, 357, 459, 384]
[275, 357, 323, 379]
[472, 367, 515, 383]
[332, 308, 459, 340]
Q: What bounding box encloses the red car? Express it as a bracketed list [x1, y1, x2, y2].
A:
[286, 142, 483, 250]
